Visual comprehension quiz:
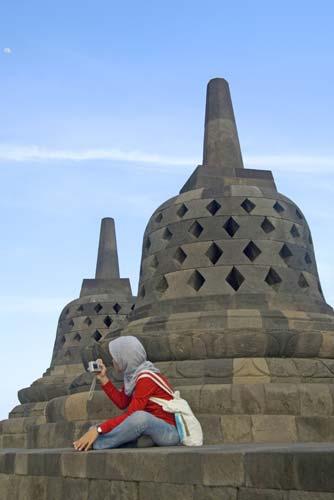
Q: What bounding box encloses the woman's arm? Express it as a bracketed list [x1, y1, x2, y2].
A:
[99, 378, 157, 433]
[96, 359, 131, 409]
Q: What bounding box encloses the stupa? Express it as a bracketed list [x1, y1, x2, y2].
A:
[1, 78, 334, 499]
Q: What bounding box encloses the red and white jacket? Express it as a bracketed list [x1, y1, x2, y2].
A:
[99, 371, 176, 434]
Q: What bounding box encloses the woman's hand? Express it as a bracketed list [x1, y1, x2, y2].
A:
[73, 427, 99, 451]
[96, 359, 109, 385]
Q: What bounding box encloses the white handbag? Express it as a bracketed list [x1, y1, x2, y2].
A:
[136, 372, 203, 447]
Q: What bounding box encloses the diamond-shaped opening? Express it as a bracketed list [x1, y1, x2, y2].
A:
[68, 319, 74, 328]
[155, 212, 163, 223]
[305, 252, 312, 265]
[74, 333, 81, 342]
[139, 285, 146, 298]
[296, 208, 303, 219]
[94, 303, 103, 313]
[241, 198, 256, 213]
[273, 201, 285, 213]
[77, 305, 84, 312]
[223, 217, 240, 237]
[162, 227, 173, 241]
[113, 303, 122, 314]
[131, 304, 136, 310]
[261, 217, 275, 233]
[144, 236, 151, 251]
[84, 316, 92, 326]
[104, 315, 113, 328]
[206, 200, 221, 216]
[309, 233, 313, 245]
[206, 242, 223, 265]
[92, 330, 102, 342]
[176, 203, 188, 218]
[243, 241, 262, 262]
[187, 270, 205, 291]
[265, 267, 282, 289]
[156, 276, 169, 294]
[225, 267, 245, 291]
[173, 247, 187, 265]
[298, 273, 309, 289]
[64, 308, 70, 317]
[150, 255, 159, 269]
[290, 224, 300, 238]
[189, 220, 204, 239]
[60, 336, 66, 345]
[64, 350, 71, 360]
[279, 244, 293, 261]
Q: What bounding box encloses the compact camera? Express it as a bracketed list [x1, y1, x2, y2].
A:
[87, 360, 101, 373]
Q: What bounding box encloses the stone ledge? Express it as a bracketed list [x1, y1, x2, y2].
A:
[1, 443, 334, 493]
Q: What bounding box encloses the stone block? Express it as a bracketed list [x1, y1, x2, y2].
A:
[61, 451, 87, 478]
[264, 384, 300, 415]
[194, 485, 237, 500]
[251, 415, 297, 442]
[110, 480, 139, 500]
[319, 333, 334, 358]
[0, 452, 15, 474]
[199, 415, 223, 444]
[238, 488, 288, 499]
[231, 384, 266, 414]
[296, 416, 334, 441]
[227, 310, 263, 330]
[139, 481, 193, 500]
[1, 433, 26, 448]
[299, 385, 333, 416]
[15, 453, 29, 475]
[61, 478, 89, 500]
[200, 384, 232, 414]
[201, 452, 244, 486]
[245, 452, 295, 489]
[88, 479, 111, 500]
[0, 473, 11, 500]
[289, 492, 334, 499]
[16, 475, 48, 500]
[233, 358, 270, 384]
[167, 451, 202, 484]
[221, 415, 252, 442]
[294, 452, 334, 492]
[27, 451, 60, 476]
[64, 393, 88, 421]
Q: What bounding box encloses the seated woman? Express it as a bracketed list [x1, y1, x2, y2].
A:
[73, 335, 180, 451]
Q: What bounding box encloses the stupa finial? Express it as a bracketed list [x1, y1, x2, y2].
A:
[203, 77, 244, 169]
[95, 217, 120, 279]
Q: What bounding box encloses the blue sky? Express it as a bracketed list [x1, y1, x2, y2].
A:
[1, 1, 333, 420]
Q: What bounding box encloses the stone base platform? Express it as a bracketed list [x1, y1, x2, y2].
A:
[1, 443, 334, 499]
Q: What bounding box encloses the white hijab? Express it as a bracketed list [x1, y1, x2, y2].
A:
[108, 336, 160, 395]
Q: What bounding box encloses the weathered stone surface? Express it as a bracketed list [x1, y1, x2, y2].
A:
[139, 481, 193, 500]
[239, 488, 288, 500]
[221, 415, 252, 443]
[251, 415, 297, 443]
[201, 452, 244, 486]
[245, 452, 295, 489]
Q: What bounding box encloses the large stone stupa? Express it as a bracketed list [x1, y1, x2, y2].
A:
[1, 78, 334, 499]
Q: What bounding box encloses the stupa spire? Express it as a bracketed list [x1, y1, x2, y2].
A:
[202, 77, 244, 169]
[95, 217, 120, 279]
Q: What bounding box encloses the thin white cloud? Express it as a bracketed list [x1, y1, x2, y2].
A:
[3, 47, 12, 54]
[0, 144, 333, 174]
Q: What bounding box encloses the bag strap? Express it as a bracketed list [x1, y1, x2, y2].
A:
[136, 371, 174, 397]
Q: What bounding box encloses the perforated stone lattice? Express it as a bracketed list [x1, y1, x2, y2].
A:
[205, 242, 223, 265]
[265, 267, 282, 289]
[74, 333, 81, 342]
[189, 221, 204, 238]
[92, 330, 102, 342]
[176, 203, 188, 218]
[94, 303, 103, 313]
[174, 247, 187, 265]
[279, 244, 293, 262]
[206, 200, 221, 215]
[243, 241, 262, 262]
[225, 267, 245, 291]
[156, 276, 169, 294]
[290, 224, 300, 238]
[84, 317, 92, 326]
[113, 303, 122, 314]
[261, 217, 275, 233]
[162, 227, 173, 241]
[103, 316, 113, 328]
[298, 273, 309, 289]
[241, 198, 256, 213]
[188, 270, 205, 291]
[273, 201, 285, 214]
[223, 217, 240, 237]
